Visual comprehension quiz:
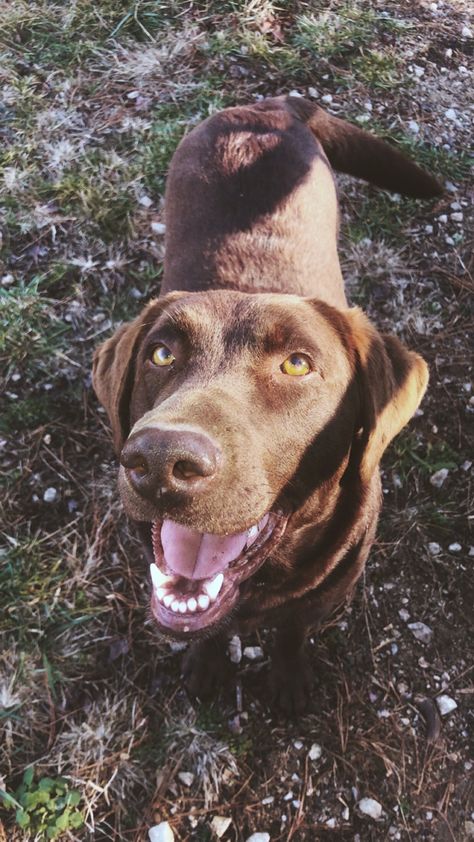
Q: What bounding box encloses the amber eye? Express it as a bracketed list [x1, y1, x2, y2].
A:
[151, 344, 175, 367]
[280, 353, 311, 377]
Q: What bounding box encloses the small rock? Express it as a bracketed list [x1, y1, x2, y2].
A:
[261, 796, 274, 805]
[243, 646, 263, 661]
[139, 195, 153, 208]
[436, 695, 458, 715]
[408, 622, 433, 644]
[342, 806, 350, 821]
[43, 487, 58, 503]
[444, 108, 457, 121]
[358, 797, 383, 820]
[428, 542, 441, 556]
[149, 822, 174, 842]
[283, 791, 293, 801]
[430, 468, 449, 488]
[307, 87, 318, 98]
[451, 212, 463, 222]
[151, 221, 166, 235]
[211, 816, 232, 838]
[326, 817, 336, 828]
[461, 25, 472, 38]
[438, 214, 448, 223]
[321, 94, 333, 103]
[425, 224, 433, 234]
[461, 460, 472, 471]
[407, 120, 419, 134]
[178, 771, 194, 787]
[308, 743, 322, 760]
[399, 609, 410, 622]
[293, 740, 304, 750]
[228, 635, 242, 664]
[246, 834, 270, 842]
[418, 656, 429, 668]
[413, 64, 425, 77]
[448, 542, 462, 552]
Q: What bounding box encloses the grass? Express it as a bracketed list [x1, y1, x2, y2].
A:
[0, 0, 472, 839]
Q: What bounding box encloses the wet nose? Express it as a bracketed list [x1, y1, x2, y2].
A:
[120, 427, 221, 499]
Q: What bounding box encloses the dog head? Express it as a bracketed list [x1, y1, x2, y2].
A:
[93, 290, 428, 635]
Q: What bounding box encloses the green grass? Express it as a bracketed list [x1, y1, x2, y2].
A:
[0, 280, 72, 382]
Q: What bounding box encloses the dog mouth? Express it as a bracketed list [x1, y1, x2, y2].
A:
[148, 511, 288, 634]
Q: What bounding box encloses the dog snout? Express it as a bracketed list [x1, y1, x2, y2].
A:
[120, 426, 221, 500]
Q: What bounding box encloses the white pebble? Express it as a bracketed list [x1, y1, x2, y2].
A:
[326, 817, 336, 828]
[43, 487, 58, 503]
[461, 26, 472, 38]
[308, 743, 322, 760]
[425, 224, 433, 234]
[178, 771, 194, 787]
[413, 64, 425, 77]
[228, 635, 242, 664]
[151, 221, 166, 235]
[261, 796, 274, 805]
[243, 646, 263, 661]
[321, 94, 333, 103]
[436, 695, 458, 715]
[408, 622, 433, 644]
[289, 89, 302, 98]
[451, 212, 463, 221]
[307, 86, 318, 98]
[293, 740, 304, 750]
[461, 460, 472, 471]
[430, 468, 449, 488]
[418, 656, 429, 668]
[448, 542, 462, 552]
[408, 120, 419, 134]
[211, 817, 232, 838]
[399, 608, 410, 622]
[358, 797, 383, 820]
[148, 823, 174, 842]
[246, 834, 270, 842]
[428, 542, 441, 556]
[139, 195, 153, 208]
[444, 109, 457, 121]
[438, 214, 448, 223]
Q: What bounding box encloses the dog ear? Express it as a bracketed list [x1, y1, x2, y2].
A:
[345, 308, 429, 482]
[92, 293, 183, 454]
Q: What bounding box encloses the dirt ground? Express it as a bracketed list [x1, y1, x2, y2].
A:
[1, 1, 473, 840]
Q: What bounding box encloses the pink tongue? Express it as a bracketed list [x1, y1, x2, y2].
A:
[161, 519, 249, 580]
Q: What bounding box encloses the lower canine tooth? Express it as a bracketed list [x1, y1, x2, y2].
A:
[198, 594, 210, 610]
[150, 563, 174, 589]
[204, 572, 224, 601]
[187, 597, 197, 612]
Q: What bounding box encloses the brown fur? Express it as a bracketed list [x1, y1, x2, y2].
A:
[93, 97, 438, 712]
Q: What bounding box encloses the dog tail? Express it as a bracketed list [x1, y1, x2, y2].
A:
[285, 95, 443, 198]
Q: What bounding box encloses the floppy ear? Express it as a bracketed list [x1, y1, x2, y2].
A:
[345, 308, 429, 482]
[92, 293, 183, 454]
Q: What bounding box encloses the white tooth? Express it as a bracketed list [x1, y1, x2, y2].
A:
[156, 587, 165, 601]
[203, 572, 224, 601]
[150, 563, 174, 589]
[171, 600, 180, 612]
[187, 597, 197, 612]
[163, 594, 174, 608]
[179, 601, 187, 613]
[247, 524, 258, 538]
[198, 594, 210, 611]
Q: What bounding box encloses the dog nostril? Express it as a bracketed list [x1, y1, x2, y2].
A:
[173, 459, 203, 481]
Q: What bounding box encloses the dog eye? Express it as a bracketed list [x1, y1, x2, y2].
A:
[280, 353, 311, 377]
[151, 344, 175, 367]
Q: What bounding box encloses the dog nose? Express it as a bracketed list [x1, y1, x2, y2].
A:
[120, 427, 221, 499]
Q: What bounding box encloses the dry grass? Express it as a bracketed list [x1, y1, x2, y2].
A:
[1, 0, 473, 839]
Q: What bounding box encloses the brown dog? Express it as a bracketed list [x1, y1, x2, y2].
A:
[93, 96, 441, 713]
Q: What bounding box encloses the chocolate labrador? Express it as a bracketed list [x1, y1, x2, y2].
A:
[93, 96, 441, 713]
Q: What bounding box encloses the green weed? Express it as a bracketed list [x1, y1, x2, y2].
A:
[0, 768, 83, 839]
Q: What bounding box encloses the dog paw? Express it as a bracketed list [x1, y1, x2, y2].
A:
[269, 653, 313, 716]
[182, 639, 229, 700]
